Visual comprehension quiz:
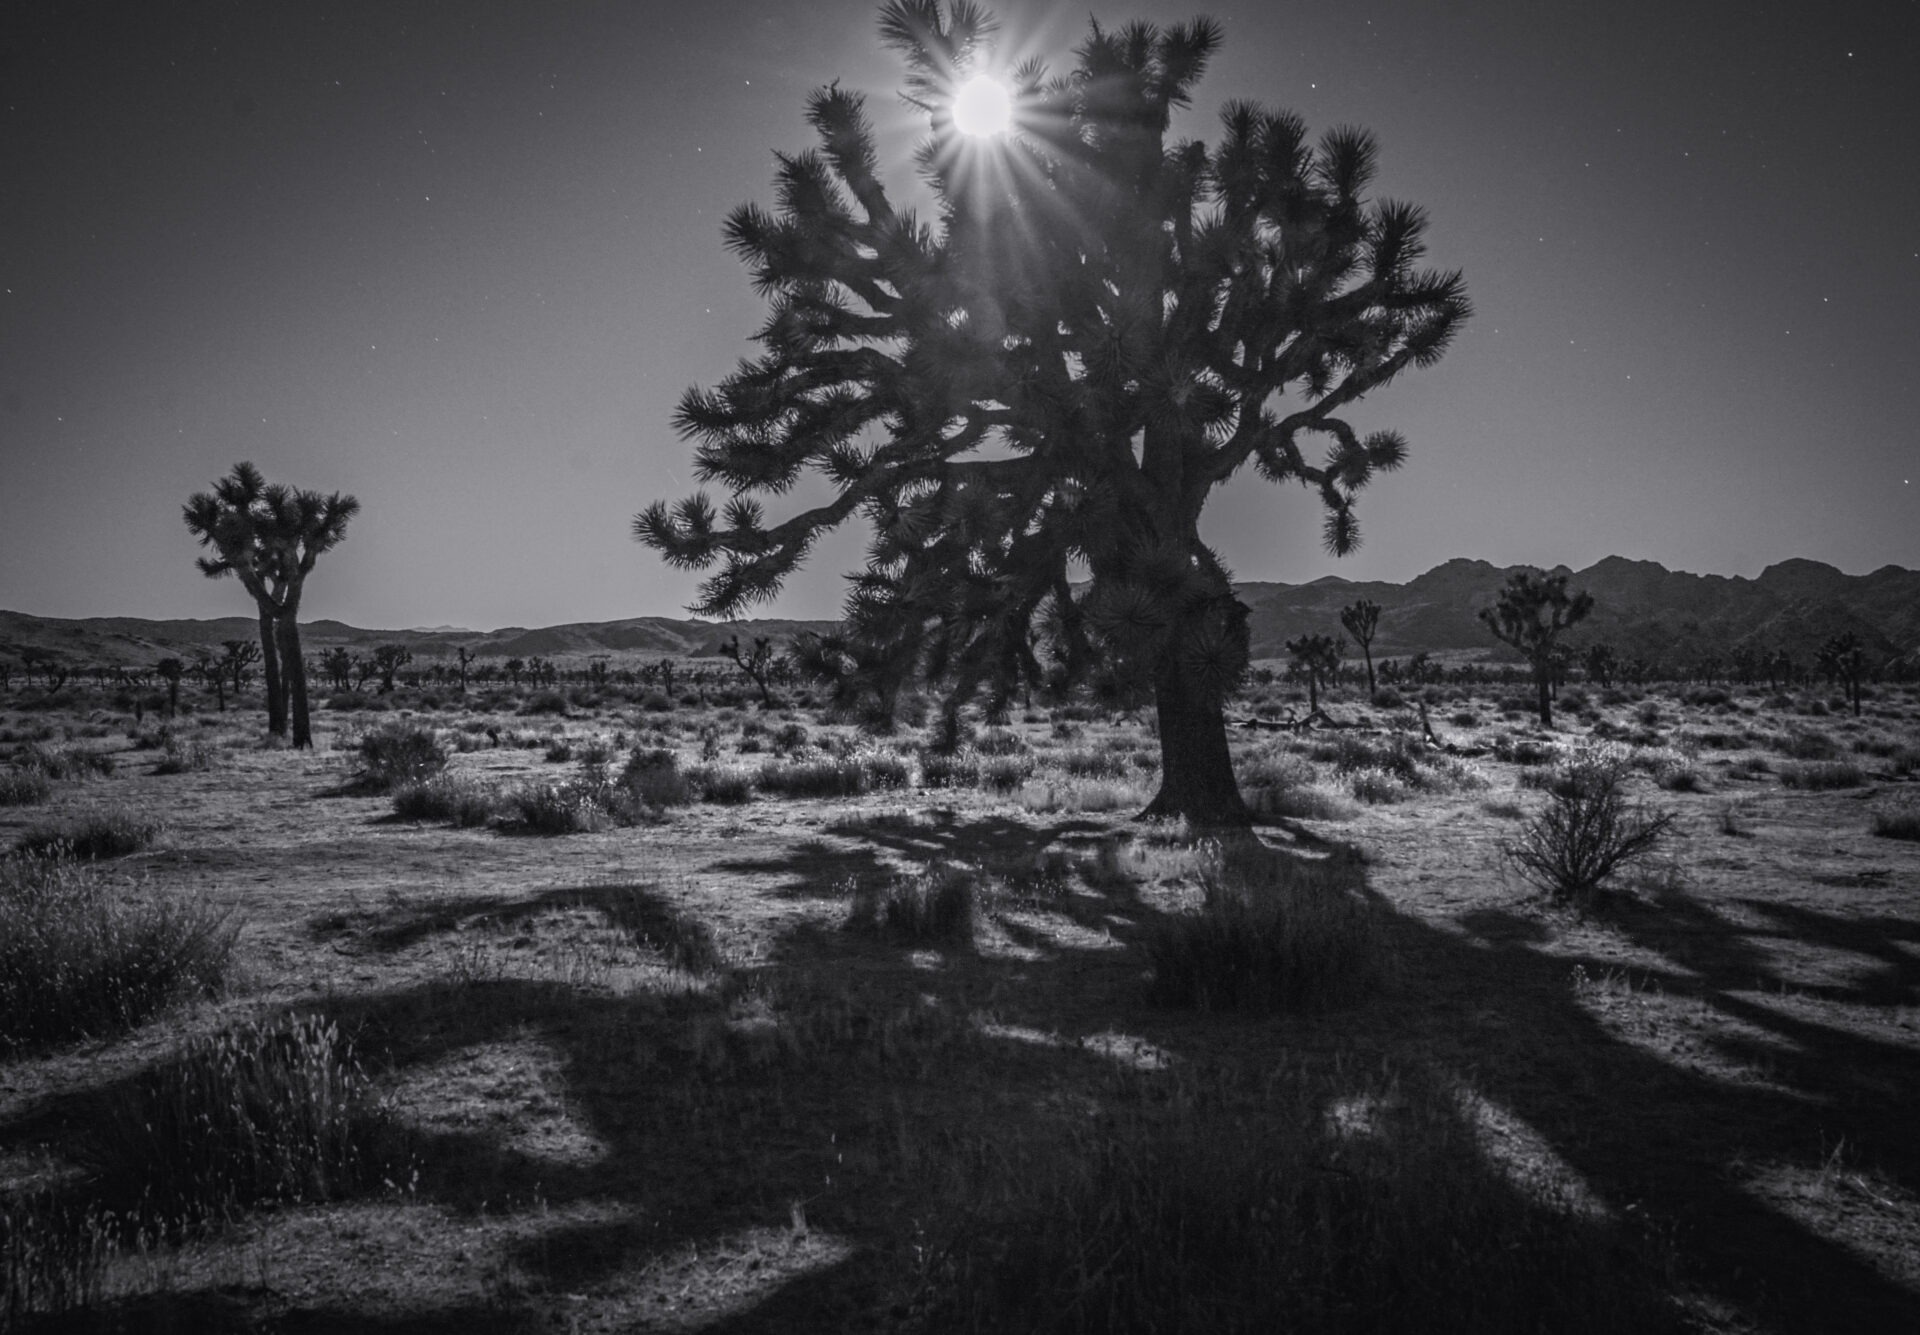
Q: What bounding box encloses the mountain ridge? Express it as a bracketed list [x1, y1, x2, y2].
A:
[3, 556, 1914, 671]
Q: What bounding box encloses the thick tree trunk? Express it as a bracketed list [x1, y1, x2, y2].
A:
[1141, 664, 1251, 829]
[1362, 646, 1376, 696]
[1534, 663, 1554, 728]
[257, 607, 286, 736]
[279, 617, 314, 749]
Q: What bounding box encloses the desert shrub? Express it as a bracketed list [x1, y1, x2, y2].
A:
[861, 749, 913, 790]
[1778, 729, 1840, 760]
[1778, 759, 1866, 790]
[1492, 735, 1556, 766]
[152, 735, 218, 774]
[771, 722, 809, 754]
[1503, 750, 1673, 907]
[1653, 757, 1708, 792]
[1685, 686, 1730, 708]
[1146, 844, 1382, 1013]
[543, 737, 574, 763]
[921, 749, 981, 789]
[577, 737, 616, 767]
[1887, 745, 1920, 779]
[639, 690, 673, 713]
[757, 755, 868, 798]
[16, 743, 115, 780]
[1348, 767, 1414, 804]
[0, 769, 52, 806]
[1448, 710, 1480, 728]
[1018, 778, 1145, 814]
[920, 1062, 1680, 1335]
[619, 747, 692, 809]
[1871, 805, 1920, 841]
[1371, 687, 1406, 709]
[974, 727, 1028, 757]
[354, 722, 448, 791]
[1558, 687, 1590, 713]
[390, 773, 500, 827]
[503, 780, 614, 834]
[1246, 782, 1357, 822]
[81, 1012, 395, 1231]
[0, 852, 235, 1052]
[980, 753, 1037, 792]
[1056, 746, 1131, 779]
[847, 864, 978, 945]
[15, 809, 162, 860]
[521, 689, 569, 715]
[687, 763, 755, 804]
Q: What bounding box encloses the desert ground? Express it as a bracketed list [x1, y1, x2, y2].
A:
[3, 671, 1918, 1332]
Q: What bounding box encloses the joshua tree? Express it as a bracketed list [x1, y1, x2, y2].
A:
[320, 647, 355, 693]
[1477, 570, 1593, 728]
[721, 634, 784, 708]
[183, 461, 358, 748]
[1817, 632, 1866, 716]
[154, 657, 185, 717]
[1284, 633, 1344, 714]
[1581, 642, 1617, 690]
[636, 1, 1468, 827]
[220, 639, 259, 697]
[454, 645, 479, 693]
[371, 644, 412, 693]
[1339, 599, 1382, 695]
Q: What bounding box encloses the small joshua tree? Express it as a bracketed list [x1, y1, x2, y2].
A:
[454, 645, 478, 693]
[1339, 599, 1382, 696]
[1581, 642, 1617, 690]
[1477, 569, 1593, 728]
[1817, 632, 1866, 716]
[155, 657, 186, 718]
[721, 634, 784, 708]
[1284, 633, 1344, 714]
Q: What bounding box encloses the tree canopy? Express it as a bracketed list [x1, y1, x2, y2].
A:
[637, 0, 1468, 823]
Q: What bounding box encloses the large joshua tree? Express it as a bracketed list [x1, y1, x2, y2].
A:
[636, 1, 1468, 827]
[184, 462, 358, 748]
[1477, 569, 1593, 729]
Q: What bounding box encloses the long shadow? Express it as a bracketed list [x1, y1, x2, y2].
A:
[9, 815, 1920, 1330]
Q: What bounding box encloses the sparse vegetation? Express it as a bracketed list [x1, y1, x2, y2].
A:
[1502, 749, 1674, 907]
[14, 808, 163, 860]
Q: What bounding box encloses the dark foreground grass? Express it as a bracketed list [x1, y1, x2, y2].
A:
[0, 852, 235, 1053]
[1145, 842, 1383, 1012]
[913, 1060, 1682, 1334]
[13, 808, 163, 860]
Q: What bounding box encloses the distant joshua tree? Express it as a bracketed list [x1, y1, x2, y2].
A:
[154, 657, 185, 717]
[184, 461, 359, 748]
[454, 645, 478, 693]
[1581, 642, 1617, 690]
[1817, 632, 1866, 716]
[1284, 633, 1344, 714]
[1477, 570, 1593, 728]
[1339, 599, 1382, 695]
[371, 644, 412, 693]
[721, 634, 783, 708]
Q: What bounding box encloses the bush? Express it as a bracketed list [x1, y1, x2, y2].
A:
[621, 747, 693, 808]
[16, 743, 115, 780]
[848, 865, 978, 945]
[354, 722, 448, 792]
[687, 763, 755, 805]
[81, 1012, 395, 1230]
[390, 773, 501, 827]
[1146, 844, 1382, 1013]
[758, 755, 868, 798]
[503, 780, 614, 834]
[152, 735, 218, 774]
[0, 852, 235, 1052]
[1503, 750, 1673, 907]
[1778, 759, 1866, 790]
[1778, 729, 1840, 760]
[921, 749, 981, 789]
[15, 809, 163, 860]
[1871, 806, 1920, 841]
[980, 753, 1037, 792]
[0, 769, 52, 806]
[543, 738, 574, 763]
[521, 689, 569, 715]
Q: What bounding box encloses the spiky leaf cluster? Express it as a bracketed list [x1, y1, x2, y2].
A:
[184, 461, 360, 613]
[637, 1, 1468, 709]
[1477, 570, 1594, 666]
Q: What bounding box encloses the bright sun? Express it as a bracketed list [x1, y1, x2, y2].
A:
[952, 73, 1012, 137]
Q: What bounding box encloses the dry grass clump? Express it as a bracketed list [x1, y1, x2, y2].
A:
[0, 851, 235, 1053]
[847, 864, 980, 945]
[13, 742, 116, 780]
[152, 734, 219, 774]
[0, 768, 52, 806]
[757, 753, 871, 798]
[1777, 759, 1867, 790]
[80, 1012, 400, 1232]
[502, 779, 617, 834]
[918, 1062, 1678, 1334]
[390, 772, 501, 826]
[1146, 843, 1383, 1013]
[1019, 777, 1149, 814]
[1503, 749, 1674, 908]
[1870, 804, 1920, 842]
[14, 808, 163, 860]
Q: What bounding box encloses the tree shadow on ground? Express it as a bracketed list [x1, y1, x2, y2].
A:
[8, 815, 1920, 1331]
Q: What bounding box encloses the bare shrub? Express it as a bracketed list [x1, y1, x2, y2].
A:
[353, 722, 448, 791]
[1503, 750, 1673, 907]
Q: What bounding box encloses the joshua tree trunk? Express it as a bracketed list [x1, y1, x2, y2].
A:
[258, 606, 286, 736]
[1142, 666, 1251, 827]
[278, 612, 314, 749]
[1533, 658, 1554, 729]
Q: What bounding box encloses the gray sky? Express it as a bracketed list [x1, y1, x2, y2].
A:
[3, 0, 1914, 630]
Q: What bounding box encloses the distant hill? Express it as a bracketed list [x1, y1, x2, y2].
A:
[3, 556, 1915, 673]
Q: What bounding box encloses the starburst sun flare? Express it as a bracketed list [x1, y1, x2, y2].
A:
[951, 72, 1012, 136]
